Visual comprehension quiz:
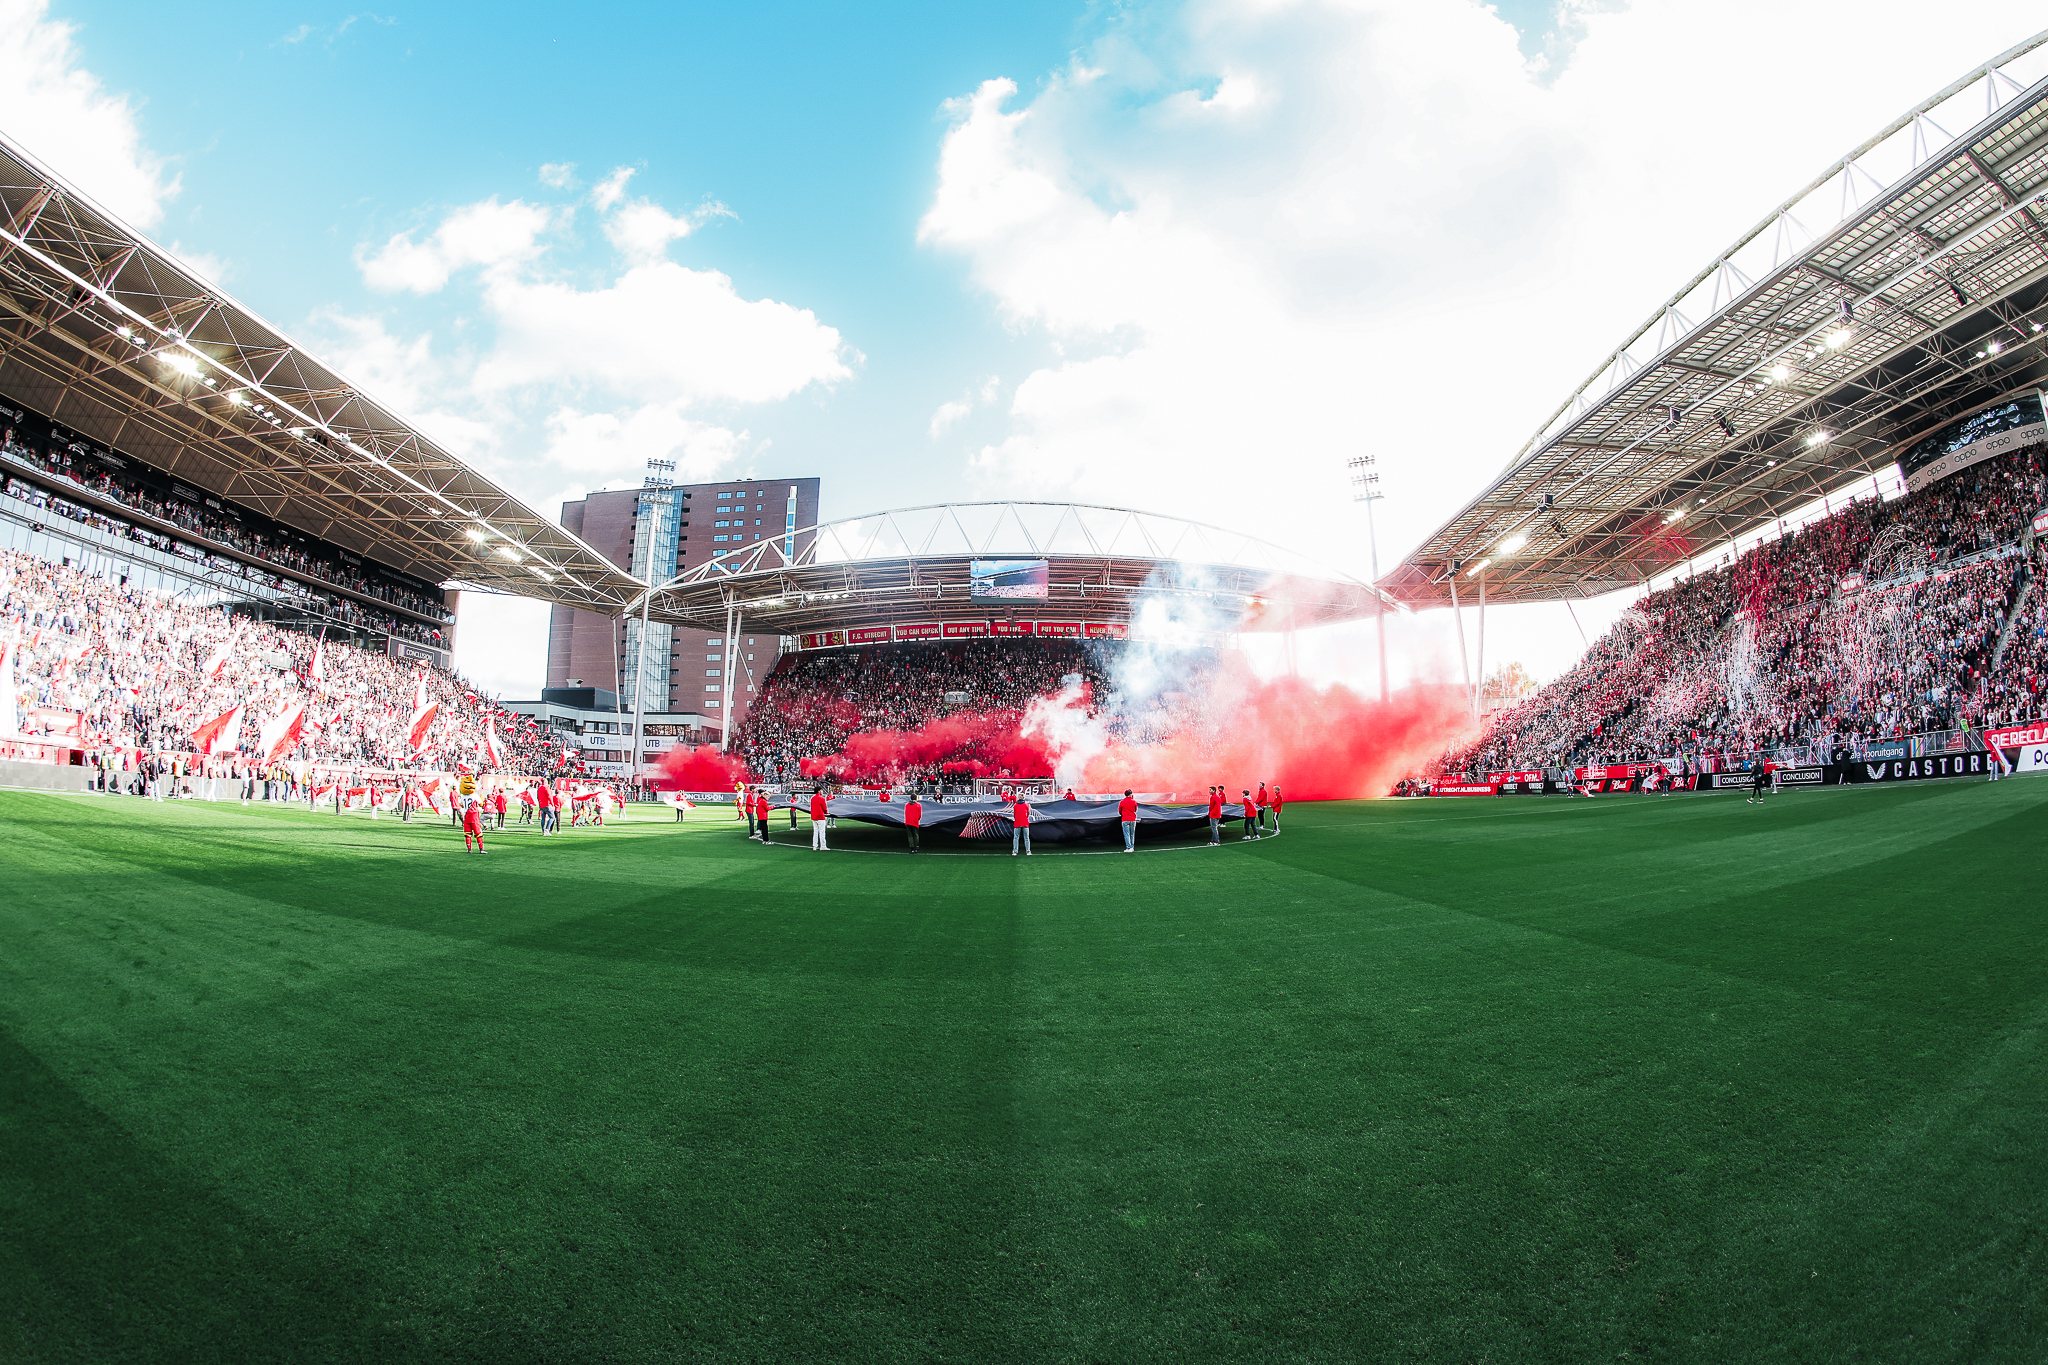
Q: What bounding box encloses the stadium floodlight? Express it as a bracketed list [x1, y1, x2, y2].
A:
[1664, 509, 1685, 523]
[1770, 363, 1791, 383]
[465, 527, 490, 542]
[1805, 430, 1831, 446]
[1465, 557, 1491, 577]
[496, 546, 523, 562]
[1826, 328, 1853, 349]
[1497, 532, 1528, 555]
[1716, 413, 1738, 438]
[115, 325, 133, 340]
[1987, 341, 2002, 354]
[225, 390, 246, 405]
[159, 351, 199, 378]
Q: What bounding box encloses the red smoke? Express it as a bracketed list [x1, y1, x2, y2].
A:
[770, 656, 1474, 800]
[799, 710, 1055, 783]
[653, 744, 753, 792]
[1069, 672, 1475, 800]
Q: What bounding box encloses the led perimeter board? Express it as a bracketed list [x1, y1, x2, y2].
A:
[970, 558, 1050, 601]
[1897, 392, 2048, 492]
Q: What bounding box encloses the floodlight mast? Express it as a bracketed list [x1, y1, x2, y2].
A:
[1349, 457, 1390, 704]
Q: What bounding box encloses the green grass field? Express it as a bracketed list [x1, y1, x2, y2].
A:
[3, 780, 2044, 1363]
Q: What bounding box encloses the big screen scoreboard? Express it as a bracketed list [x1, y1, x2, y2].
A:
[969, 558, 1050, 601]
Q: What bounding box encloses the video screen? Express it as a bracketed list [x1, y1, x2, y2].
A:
[970, 558, 1049, 601]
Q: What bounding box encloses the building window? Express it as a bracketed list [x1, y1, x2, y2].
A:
[706, 669, 721, 677]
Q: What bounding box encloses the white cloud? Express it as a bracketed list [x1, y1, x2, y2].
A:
[0, 0, 178, 228]
[475, 259, 851, 404]
[357, 198, 555, 294]
[591, 165, 634, 212]
[604, 199, 698, 261]
[920, 0, 2048, 678]
[542, 403, 747, 483]
[930, 374, 1001, 437]
[538, 161, 578, 189]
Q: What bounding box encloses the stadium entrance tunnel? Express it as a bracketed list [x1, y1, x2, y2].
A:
[775, 797, 1250, 845]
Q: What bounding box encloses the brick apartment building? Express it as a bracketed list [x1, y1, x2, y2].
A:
[545, 474, 822, 736]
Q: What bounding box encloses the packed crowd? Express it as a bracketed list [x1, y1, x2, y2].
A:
[2, 422, 450, 642]
[2, 550, 561, 777]
[1439, 445, 2048, 776]
[732, 639, 1116, 785]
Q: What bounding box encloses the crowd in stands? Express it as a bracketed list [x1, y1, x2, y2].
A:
[733, 639, 1116, 786]
[2, 424, 449, 644]
[1439, 445, 2048, 776]
[2, 550, 561, 779]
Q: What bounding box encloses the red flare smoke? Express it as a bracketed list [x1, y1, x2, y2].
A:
[653, 744, 752, 792]
[1072, 674, 1476, 800]
[799, 711, 1054, 783]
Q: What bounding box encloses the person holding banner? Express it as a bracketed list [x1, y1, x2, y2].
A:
[905, 794, 923, 853]
[1011, 795, 1032, 857]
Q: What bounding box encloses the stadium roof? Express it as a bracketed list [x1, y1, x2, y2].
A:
[0, 135, 642, 613]
[640, 501, 1398, 635]
[1387, 30, 2048, 608]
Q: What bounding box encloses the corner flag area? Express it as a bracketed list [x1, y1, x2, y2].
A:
[4, 781, 2044, 1361]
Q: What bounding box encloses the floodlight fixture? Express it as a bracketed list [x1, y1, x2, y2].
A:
[1465, 557, 1491, 577]
[1716, 413, 1738, 438]
[1826, 328, 1853, 349]
[225, 389, 246, 405]
[1497, 532, 1528, 555]
[1770, 363, 1791, 383]
[159, 351, 199, 378]
[496, 546, 523, 562]
[1805, 430, 1831, 446]
[115, 325, 133, 340]
[1664, 509, 1685, 524]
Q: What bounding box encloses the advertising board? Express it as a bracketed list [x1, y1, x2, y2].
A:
[846, 627, 892, 645]
[942, 622, 988, 638]
[1036, 621, 1083, 638]
[1845, 752, 2000, 782]
[895, 622, 942, 641]
[1432, 781, 1499, 796]
[1985, 719, 2048, 749]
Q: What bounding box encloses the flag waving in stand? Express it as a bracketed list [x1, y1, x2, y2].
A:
[406, 672, 439, 756]
[189, 703, 244, 755]
[483, 714, 505, 770]
[257, 700, 305, 763]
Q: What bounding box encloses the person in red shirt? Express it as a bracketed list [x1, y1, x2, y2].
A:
[809, 788, 830, 851]
[1011, 796, 1032, 857]
[1268, 785, 1283, 833]
[461, 798, 487, 853]
[1063, 788, 1076, 801]
[752, 788, 771, 841]
[1255, 783, 1268, 831]
[536, 780, 557, 835]
[905, 794, 923, 854]
[493, 788, 508, 829]
[1241, 788, 1260, 841]
[1206, 785, 1224, 845]
[1118, 789, 1139, 852]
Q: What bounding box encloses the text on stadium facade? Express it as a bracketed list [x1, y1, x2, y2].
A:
[797, 620, 1128, 649]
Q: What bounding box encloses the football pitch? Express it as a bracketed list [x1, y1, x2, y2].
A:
[2, 780, 2044, 1363]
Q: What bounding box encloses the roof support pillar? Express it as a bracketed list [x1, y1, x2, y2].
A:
[1448, 567, 1474, 720]
[1476, 572, 1487, 721]
[720, 597, 739, 751]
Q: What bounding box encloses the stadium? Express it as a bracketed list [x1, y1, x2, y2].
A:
[3, 23, 2048, 1365]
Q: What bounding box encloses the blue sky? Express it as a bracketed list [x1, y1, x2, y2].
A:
[8, 0, 2046, 696]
